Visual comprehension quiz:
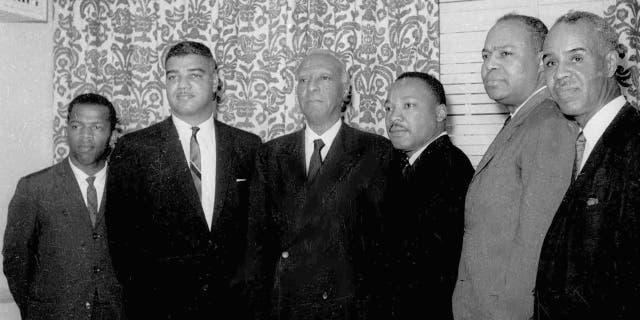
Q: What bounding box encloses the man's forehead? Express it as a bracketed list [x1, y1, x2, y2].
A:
[485, 21, 530, 49]
[389, 78, 436, 100]
[297, 54, 343, 74]
[544, 22, 593, 53]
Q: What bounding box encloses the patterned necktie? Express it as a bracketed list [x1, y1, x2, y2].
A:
[86, 176, 98, 226]
[400, 154, 412, 180]
[573, 131, 586, 181]
[307, 139, 325, 182]
[190, 126, 202, 199]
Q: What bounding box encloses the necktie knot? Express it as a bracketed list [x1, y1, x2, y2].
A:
[86, 176, 96, 185]
[313, 139, 325, 152]
[308, 139, 325, 181]
[400, 154, 412, 179]
[573, 131, 586, 181]
[191, 126, 200, 138]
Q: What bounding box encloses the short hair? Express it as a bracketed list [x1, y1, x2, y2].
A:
[67, 93, 119, 131]
[554, 11, 618, 54]
[496, 13, 548, 52]
[396, 71, 447, 106]
[165, 41, 216, 69]
[299, 48, 352, 111]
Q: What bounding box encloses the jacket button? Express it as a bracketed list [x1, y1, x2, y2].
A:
[85, 302, 91, 309]
[93, 267, 101, 274]
[281, 251, 289, 259]
[322, 292, 328, 300]
[202, 284, 209, 292]
[92, 233, 101, 240]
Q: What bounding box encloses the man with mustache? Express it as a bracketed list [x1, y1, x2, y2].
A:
[106, 41, 261, 319]
[247, 49, 395, 319]
[453, 14, 577, 320]
[534, 11, 640, 319]
[384, 72, 473, 319]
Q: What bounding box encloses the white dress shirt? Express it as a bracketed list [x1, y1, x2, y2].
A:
[304, 119, 342, 172]
[173, 114, 217, 229]
[578, 95, 626, 172]
[69, 158, 107, 211]
[408, 131, 448, 165]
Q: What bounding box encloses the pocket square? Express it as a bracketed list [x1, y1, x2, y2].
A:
[586, 198, 599, 206]
[236, 178, 247, 182]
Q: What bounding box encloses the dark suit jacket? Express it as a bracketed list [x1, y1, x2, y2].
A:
[3, 159, 123, 320]
[535, 103, 640, 319]
[105, 118, 261, 319]
[390, 135, 473, 319]
[247, 123, 395, 319]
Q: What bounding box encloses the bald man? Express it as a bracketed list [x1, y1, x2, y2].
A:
[246, 49, 396, 319]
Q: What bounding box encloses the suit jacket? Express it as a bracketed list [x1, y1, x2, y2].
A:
[453, 87, 578, 320]
[105, 118, 261, 319]
[3, 159, 123, 320]
[534, 103, 640, 319]
[391, 135, 473, 319]
[247, 123, 395, 320]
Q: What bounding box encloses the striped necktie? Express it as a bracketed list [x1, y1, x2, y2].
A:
[307, 139, 325, 182]
[190, 126, 202, 199]
[86, 176, 98, 226]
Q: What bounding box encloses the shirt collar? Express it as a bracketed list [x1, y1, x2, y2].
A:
[582, 95, 626, 144]
[510, 85, 547, 118]
[172, 113, 215, 136]
[68, 157, 107, 181]
[408, 131, 447, 165]
[305, 119, 342, 147]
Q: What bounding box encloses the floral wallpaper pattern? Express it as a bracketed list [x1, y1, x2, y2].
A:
[606, 0, 640, 108]
[52, 0, 440, 162]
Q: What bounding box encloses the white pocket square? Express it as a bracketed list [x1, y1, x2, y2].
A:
[236, 178, 247, 182]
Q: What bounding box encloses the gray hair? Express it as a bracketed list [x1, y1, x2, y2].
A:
[554, 11, 618, 54]
[497, 13, 548, 52]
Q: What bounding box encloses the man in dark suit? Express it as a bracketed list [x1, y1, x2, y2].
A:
[3, 93, 124, 319]
[384, 72, 473, 319]
[247, 49, 395, 319]
[534, 11, 640, 319]
[106, 41, 261, 319]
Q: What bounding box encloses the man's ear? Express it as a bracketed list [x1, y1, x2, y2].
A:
[605, 49, 619, 78]
[436, 104, 447, 122]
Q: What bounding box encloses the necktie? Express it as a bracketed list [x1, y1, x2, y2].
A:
[86, 176, 98, 226]
[503, 115, 512, 127]
[400, 154, 412, 180]
[190, 126, 202, 199]
[308, 139, 325, 182]
[573, 131, 586, 181]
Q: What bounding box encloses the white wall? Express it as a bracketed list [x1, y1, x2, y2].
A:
[0, 5, 54, 319]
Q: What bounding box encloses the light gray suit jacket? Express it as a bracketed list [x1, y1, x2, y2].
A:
[453, 87, 578, 320]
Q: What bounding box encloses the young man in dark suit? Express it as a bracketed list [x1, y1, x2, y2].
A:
[535, 11, 640, 319]
[3, 93, 124, 319]
[105, 41, 261, 319]
[384, 72, 473, 319]
[247, 49, 395, 319]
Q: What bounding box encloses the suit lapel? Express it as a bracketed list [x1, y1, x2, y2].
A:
[58, 159, 95, 228]
[570, 103, 638, 192]
[157, 118, 209, 228]
[474, 87, 551, 176]
[213, 120, 233, 227]
[306, 124, 360, 207]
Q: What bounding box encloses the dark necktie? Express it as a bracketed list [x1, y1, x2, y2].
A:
[573, 131, 586, 181]
[308, 139, 325, 182]
[86, 176, 98, 226]
[190, 126, 202, 199]
[400, 154, 412, 179]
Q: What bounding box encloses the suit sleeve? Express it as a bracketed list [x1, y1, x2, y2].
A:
[245, 145, 279, 319]
[3, 177, 39, 316]
[105, 137, 151, 315]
